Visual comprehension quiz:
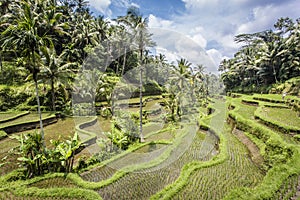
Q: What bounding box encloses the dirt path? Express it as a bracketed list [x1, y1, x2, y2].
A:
[232, 127, 264, 166]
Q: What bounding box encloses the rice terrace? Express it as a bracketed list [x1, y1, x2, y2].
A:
[0, 0, 300, 199]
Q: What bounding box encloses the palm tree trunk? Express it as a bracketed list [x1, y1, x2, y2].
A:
[34, 79, 45, 147]
[272, 64, 278, 83]
[104, 41, 110, 71]
[51, 78, 56, 111]
[139, 49, 144, 142]
[0, 51, 2, 72]
[111, 91, 115, 116]
[32, 49, 45, 148]
[116, 45, 122, 75]
[121, 47, 127, 76]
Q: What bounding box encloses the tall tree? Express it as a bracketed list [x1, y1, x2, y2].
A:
[118, 6, 155, 142]
[0, 0, 53, 146]
[220, 17, 300, 93]
[41, 47, 75, 111]
[173, 58, 192, 116]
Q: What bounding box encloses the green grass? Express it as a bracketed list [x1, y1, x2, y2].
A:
[0, 130, 7, 139]
[96, 130, 214, 200]
[231, 97, 257, 120]
[29, 177, 78, 189]
[0, 113, 54, 128]
[174, 126, 263, 200]
[0, 136, 19, 175]
[252, 93, 298, 104]
[1, 95, 300, 200]
[0, 111, 29, 123]
[227, 95, 300, 199]
[256, 107, 300, 130]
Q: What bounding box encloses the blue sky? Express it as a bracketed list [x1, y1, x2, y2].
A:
[89, 0, 300, 72]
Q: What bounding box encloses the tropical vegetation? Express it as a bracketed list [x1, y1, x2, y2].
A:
[0, 0, 299, 200]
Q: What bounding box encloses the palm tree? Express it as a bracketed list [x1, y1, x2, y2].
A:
[174, 58, 192, 88]
[172, 58, 192, 117]
[220, 18, 300, 92]
[39, 1, 70, 54]
[93, 15, 109, 42]
[41, 48, 75, 111]
[192, 64, 205, 100]
[118, 7, 155, 142]
[0, 0, 56, 147]
[1, 1, 46, 146]
[136, 16, 148, 142]
[0, 0, 10, 16]
[279, 18, 300, 81]
[71, 13, 98, 61]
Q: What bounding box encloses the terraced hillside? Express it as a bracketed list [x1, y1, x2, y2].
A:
[0, 94, 300, 199]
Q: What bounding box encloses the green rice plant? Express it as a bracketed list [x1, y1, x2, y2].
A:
[254, 106, 300, 133]
[72, 125, 198, 189]
[0, 113, 55, 129]
[235, 102, 257, 120]
[0, 136, 20, 175]
[163, 101, 263, 200]
[150, 99, 232, 200]
[225, 96, 300, 199]
[29, 177, 78, 188]
[272, 174, 299, 200]
[0, 130, 7, 139]
[230, 96, 298, 144]
[35, 119, 200, 199]
[97, 129, 216, 200]
[0, 111, 29, 124]
[252, 93, 289, 103]
[12, 187, 102, 200]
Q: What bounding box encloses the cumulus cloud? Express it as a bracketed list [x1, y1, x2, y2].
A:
[89, 0, 112, 16]
[148, 14, 174, 29]
[163, 0, 300, 66]
[190, 34, 207, 49]
[206, 49, 223, 68]
[150, 27, 215, 71]
[94, 0, 299, 71]
[155, 46, 181, 64]
[182, 0, 219, 10]
[236, 1, 300, 34]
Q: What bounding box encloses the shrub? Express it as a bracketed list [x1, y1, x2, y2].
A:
[0, 130, 7, 139]
[10, 131, 82, 178]
[0, 86, 29, 111]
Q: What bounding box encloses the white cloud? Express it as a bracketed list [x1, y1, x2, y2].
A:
[190, 34, 207, 49]
[236, 1, 300, 34]
[130, 2, 140, 8]
[159, 0, 299, 67]
[206, 49, 222, 67]
[155, 46, 180, 64]
[99, 0, 299, 72]
[150, 28, 215, 71]
[148, 14, 174, 29]
[89, 0, 112, 16]
[182, 0, 219, 9]
[111, 0, 130, 8]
